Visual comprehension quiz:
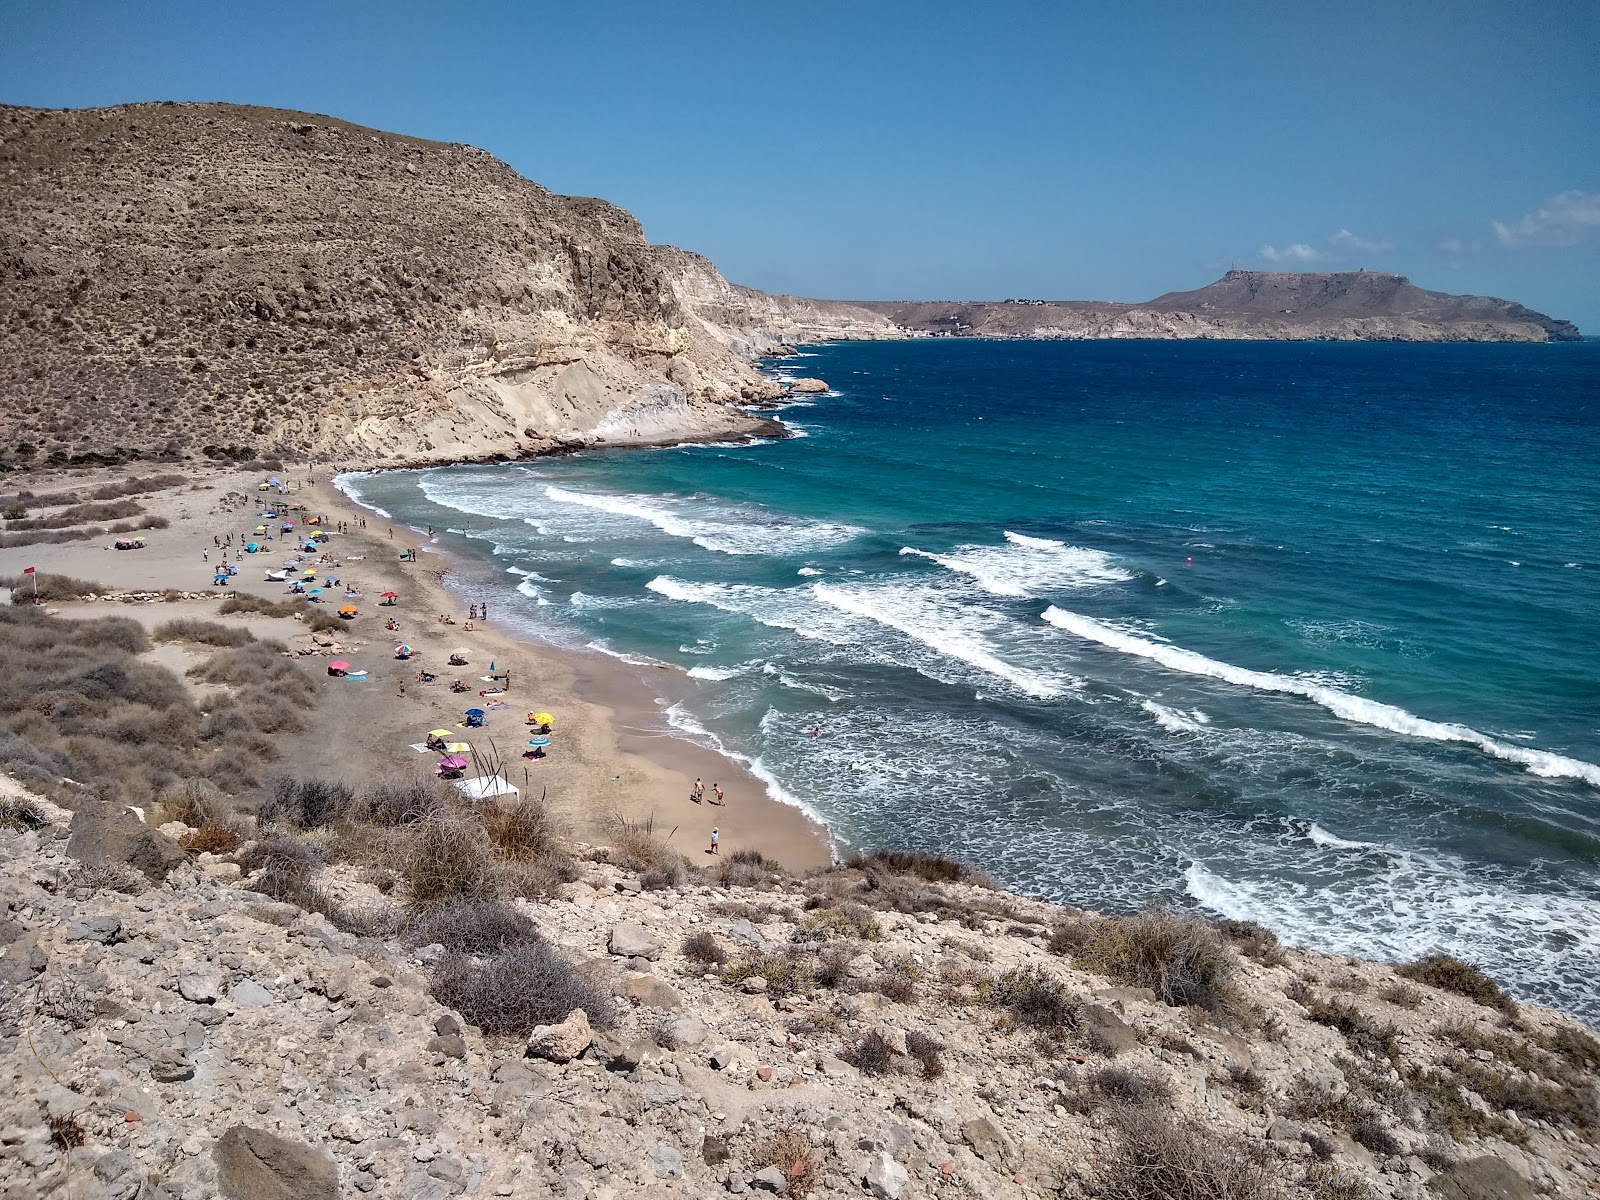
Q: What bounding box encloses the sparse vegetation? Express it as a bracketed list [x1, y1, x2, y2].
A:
[154, 617, 254, 647]
[1395, 954, 1516, 1015]
[402, 810, 501, 909]
[429, 942, 614, 1036]
[1077, 909, 1241, 1017]
[905, 1029, 946, 1078]
[1, 792, 48, 831]
[0, 571, 110, 603]
[682, 931, 727, 967]
[842, 1029, 896, 1075]
[990, 964, 1080, 1034]
[179, 824, 243, 855]
[1092, 1104, 1273, 1200]
[752, 1128, 820, 1197]
[716, 846, 781, 889]
[405, 900, 543, 955]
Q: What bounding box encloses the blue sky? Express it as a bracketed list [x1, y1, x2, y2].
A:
[5, 1, 1597, 327]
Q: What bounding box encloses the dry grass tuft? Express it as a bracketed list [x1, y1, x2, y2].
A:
[1395, 954, 1516, 1015]
[752, 1128, 820, 1197]
[179, 824, 243, 855]
[1078, 909, 1241, 1017]
[402, 810, 500, 909]
[429, 943, 614, 1035]
[1092, 1104, 1274, 1200]
[154, 618, 253, 647]
[405, 900, 543, 955]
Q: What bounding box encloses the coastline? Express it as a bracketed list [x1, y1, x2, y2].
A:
[313, 475, 836, 872]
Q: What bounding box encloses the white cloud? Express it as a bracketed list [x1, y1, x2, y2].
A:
[1492, 190, 1600, 247]
[1258, 242, 1324, 263]
[1331, 228, 1393, 254]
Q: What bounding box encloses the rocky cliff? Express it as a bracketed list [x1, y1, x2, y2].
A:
[0, 102, 821, 470]
[856, 271, 1581, 343]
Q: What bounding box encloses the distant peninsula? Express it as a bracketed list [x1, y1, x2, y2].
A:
[847, 271, 1581, 345]
[0, 102, 1580, 470]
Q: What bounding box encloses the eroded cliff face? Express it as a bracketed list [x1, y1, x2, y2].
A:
[654, 247, 903, 356]
[0, 103, 785, 468]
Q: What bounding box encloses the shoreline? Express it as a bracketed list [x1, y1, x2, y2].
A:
[313, 476, 837, 872]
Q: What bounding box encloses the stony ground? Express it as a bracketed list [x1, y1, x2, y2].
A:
[2, 786, 1596, 1200]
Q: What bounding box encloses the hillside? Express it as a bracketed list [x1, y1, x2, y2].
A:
[0, 102, 882, 470]
[855, 272, 1580, 343]
[3, 783, 1597, 1200]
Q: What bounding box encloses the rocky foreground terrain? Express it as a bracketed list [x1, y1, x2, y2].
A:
[3, 777, 1597, 1200]
[855, 271, 1581, 343]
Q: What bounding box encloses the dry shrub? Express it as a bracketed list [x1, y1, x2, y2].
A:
[845, 848, 988, 885]
[484, 795, 558, 860]
[0, 792, 48, 831]
[842, 1030, 896, 1075]
[1377, 981, 1423, 1009]
[874, 958, 921, 1004]
[72, 862, 145, 893]
[428, 943, 614, 1035]
[605, 810, 691, 883]
[682, 931, 727, 966]
[237, 831, 325, 877]
[188, 641, 313, 702]
[354, 776, 449, 827]
[904, 1029, 946, 1079]
[1304, 997, 1401, 1063]
[1215, 918, 1286, 964]
[405, 901, 543, 955]
[1094, 1104, 1274, 1200]
[154, 618, 253, 647]
[403, 810, 500, 909]
[1086, 1066, 1174, 1107]
[1304, 1162, 1372, 1200]
[39, 977, 96, 1028]
[1079, 909, 1240, 1016]
[47, 1112, 86, 1153]
[1047, 922, 1091, 955]
[724, 951, 812, 998]
[217, 594, 301, 618]
[260, 775, 352, 830]
[497, 857, 576, 900]
[179, 824, 243, 855]
[303, 608, 342, 633]
[752, 1128, 820, 1196]
[0, 571, 109, 604]
[156, 778, 223, 826]
[716, 846, 782, 889]
[991, 964, 1080, 1034]
[800, 903, 882, 942]
[1395, 954, 1516, 1015]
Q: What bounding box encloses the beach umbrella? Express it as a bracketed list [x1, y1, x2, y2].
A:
[308, 588, 324, 597]
[338, 605, 357, 616]
[445, 742, 471, 753]
[255, 525, 267, 533]
[395, 644, 413, 657]
[329, 660, 350, 671]
[427, 729, 453, 740]
[381, 590, 398, 599]
[464, 708, 485, 717]
[246, 542, 259, 553]
[532, 712, 555, 727]
[526, 736, 550, 748]
[438, 754, 468, 770]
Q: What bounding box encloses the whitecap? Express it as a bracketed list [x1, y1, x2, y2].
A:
[1140, 700, 1210, 734]
[900, 531, 1132, 599]
[332, 472, 394, 519]
[1042, 606, 1600, 787]
[543, 484, 860, 556]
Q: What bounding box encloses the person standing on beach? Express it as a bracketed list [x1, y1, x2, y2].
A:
[709, 827, 719, 855]
[481, 603, 489, 622]
[693, 778, 705, 803]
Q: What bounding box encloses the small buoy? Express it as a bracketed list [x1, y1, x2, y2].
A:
[1185, 557, 1193, 566]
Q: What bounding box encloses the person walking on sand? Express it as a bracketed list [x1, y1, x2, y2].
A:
[481, 603, 489, 622]
[712, 783, 724, 806]
[709, 827, 719, 855]
[693, 778, 705, 803]
[202, 549, 209, 563]
[398, 679, 407, 698]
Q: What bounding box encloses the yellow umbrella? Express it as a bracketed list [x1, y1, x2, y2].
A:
[427, 729, 453, 740]
[531, 712, 555, 726]
[445, 742, 471, 753]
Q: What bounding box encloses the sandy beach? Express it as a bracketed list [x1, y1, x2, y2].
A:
[0, 464, 832, 872]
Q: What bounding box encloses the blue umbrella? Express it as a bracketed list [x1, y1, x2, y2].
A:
[526, 736, 551, 747]
[464, 708, 485, 717]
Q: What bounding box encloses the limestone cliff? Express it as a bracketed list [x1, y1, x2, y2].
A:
[0, 102, 790, 469]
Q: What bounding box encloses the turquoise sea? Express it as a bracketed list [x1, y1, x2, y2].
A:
[341, 338, 1600, 1022]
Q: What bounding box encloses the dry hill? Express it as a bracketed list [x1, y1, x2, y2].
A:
[0, 102, 891, 470]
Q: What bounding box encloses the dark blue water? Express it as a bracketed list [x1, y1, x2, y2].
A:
[342, 338, 1600, 1020]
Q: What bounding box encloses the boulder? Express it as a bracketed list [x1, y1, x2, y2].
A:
[751, 1165, 787, 1192]
[527, 1009, 592, 1063]
[64, 915, 122, 944]
[214, 1126, 338, 1200]
[657, 1016, 708, 1051]
[1428, 1159, 1536, 1200]
[961, 1116, 1017, 1169]
[230, 980, 275, 1008]
[1079, 1003, 1141, 1057]
[623, 973, 683, 1010]
[648, 1144, 685, 1180]
[178, 965, 225, 1004]
[607, 923, 661, 960]
[864, 1151, 909, 1199]
[790, 378, 829, 394]
[67, 808, 184, 883]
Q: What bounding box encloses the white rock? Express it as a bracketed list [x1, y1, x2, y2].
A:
[527, 1009, 593, 1063]
[178, 965, 224, 1004]
[865, 1152, 908, 1199]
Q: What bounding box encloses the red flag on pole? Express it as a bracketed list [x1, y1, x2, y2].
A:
[21, 566, 35, 575]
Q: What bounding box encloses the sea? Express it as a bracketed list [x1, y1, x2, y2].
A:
[339, 337, 1600, 1023]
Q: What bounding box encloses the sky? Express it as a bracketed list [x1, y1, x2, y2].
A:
[4, 1, 1598, 329]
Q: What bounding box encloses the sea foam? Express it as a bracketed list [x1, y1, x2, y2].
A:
[900, 530, 1133, 599]
[544, 484, 859, 556]
[1043, 606, 1600, 787]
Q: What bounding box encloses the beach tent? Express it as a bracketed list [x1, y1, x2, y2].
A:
[265, 570, 287, 582]
[454, 775, 519, 802]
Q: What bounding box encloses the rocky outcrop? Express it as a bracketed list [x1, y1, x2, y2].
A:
[855, 271, 1580, 343]
[3, 790, 1598, 1200]
[655, 246, 902, 357]
[0, 102, 789, 470]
